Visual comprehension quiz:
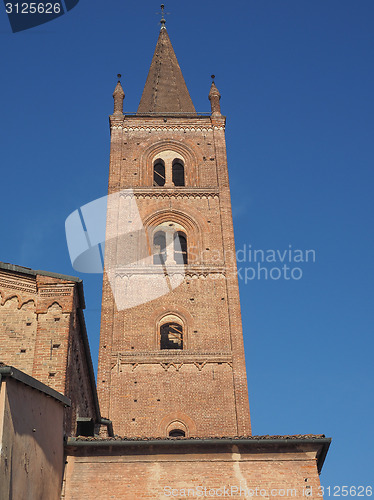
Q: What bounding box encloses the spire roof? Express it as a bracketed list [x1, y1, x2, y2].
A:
[137, 28, 196, 114]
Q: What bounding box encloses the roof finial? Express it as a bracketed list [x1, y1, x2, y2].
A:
[159, 4, 167, 28]
[117, 73, 122, 81]
[211, 74, 216, 82]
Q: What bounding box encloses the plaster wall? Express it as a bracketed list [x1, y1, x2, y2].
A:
[0, 377, 64, 500]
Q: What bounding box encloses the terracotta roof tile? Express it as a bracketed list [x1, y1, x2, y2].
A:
[73, 434, 326, 442]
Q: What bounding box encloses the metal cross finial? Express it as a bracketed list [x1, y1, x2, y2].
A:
[157, 4, 169, 26]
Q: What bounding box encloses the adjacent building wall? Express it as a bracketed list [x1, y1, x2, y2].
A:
[0, 264, 100, 436]
[63, 438, 329, 500]
[0, 374, 66, 500]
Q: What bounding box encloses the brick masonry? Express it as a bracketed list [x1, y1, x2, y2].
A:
[97, 108, 252, 437]
[86, 27, 329, 499]
[62, 437, 329, 500]
[0, 265, 99, 435]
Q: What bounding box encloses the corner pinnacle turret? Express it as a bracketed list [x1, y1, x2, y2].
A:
[209, 75, 222, 116]
[113, 74, 125, 115]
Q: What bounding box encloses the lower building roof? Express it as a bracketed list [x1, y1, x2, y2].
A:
[66, 434, 331, 473]
[0, 364, 71, 407]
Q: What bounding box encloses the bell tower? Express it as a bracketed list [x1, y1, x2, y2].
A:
[97, 20, 251, 438]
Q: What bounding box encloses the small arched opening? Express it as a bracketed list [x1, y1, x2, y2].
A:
[166, 420, 188, 438]
[169, 429, 186, 438]
[174, 231, 188, 265]
[153, 160, 166, 186]
[172, 159, 185, 187]
[153, 230, 167, 265]
[160, 322, 183, 350]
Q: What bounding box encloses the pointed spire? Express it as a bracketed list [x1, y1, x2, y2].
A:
[209, 75, 221, 116]
[113, 74, 125, 115]
[137, 27, 196, 114]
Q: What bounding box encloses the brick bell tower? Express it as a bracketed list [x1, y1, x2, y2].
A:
[97, 17, 251, 438]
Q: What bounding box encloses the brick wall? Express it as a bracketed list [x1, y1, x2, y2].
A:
[62, 438, 329, 500]
[97, 113, 251, 438]
[0, 372, 66, 500]
[0, 270, 38, 373]
[0, 265, 99, 435]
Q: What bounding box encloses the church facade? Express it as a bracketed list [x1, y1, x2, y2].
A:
[0, 19, 330, 500]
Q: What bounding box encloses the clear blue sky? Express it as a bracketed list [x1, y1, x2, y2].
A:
[1, 0, 373, 493]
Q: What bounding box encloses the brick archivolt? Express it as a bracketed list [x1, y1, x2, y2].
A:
[140, 139, 199, 186]
[152, 304, 193, 327]
[159, 412, 197, 437]
[158, 313, 184, 326]
[145, 210, 198, 233]
[153, 306, 192, 349]
[166, 420, 188, 436]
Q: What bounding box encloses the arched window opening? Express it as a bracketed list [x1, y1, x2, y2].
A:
[160, 322, 183, 350]
[172, 160, 185, 187]
[153, 160, 165, 186]
[174, 232, 188, 265]
[169, 429, 186, 438]
[153, 231, 166, 265]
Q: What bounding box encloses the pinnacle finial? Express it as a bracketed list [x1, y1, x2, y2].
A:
[113, 76, 125, 115]
[209, 76, 221, 116]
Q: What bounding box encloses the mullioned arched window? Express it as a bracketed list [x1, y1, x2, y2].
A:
[152, 223, 188, 266]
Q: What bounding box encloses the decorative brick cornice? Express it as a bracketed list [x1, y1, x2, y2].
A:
[0, 271, 37, 295]
[36, 283, 76, 313]
[38, 285, 75, 298]
[0, 278, 36, 295]
[111, 125, 225, 132]
[119, 188, 219, 200]
[113, 266, 226, 278]
[111, 351, 233, 372]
